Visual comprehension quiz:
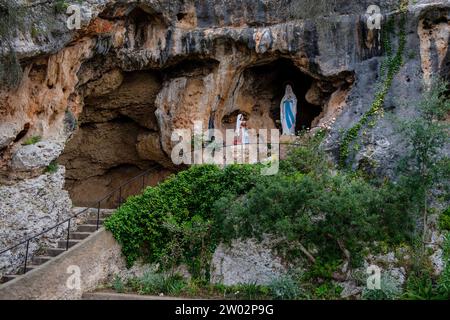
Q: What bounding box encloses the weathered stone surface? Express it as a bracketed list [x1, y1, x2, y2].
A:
[0, 166, 72, 276]
[210, 238, 287, 285]
[1, 0, 448, 179]
[136, 132, 172, 167]
[11, 141, 63, 171]
[81, 71, 162, 130]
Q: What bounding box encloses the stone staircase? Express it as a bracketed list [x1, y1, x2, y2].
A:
[0, 208, 115, 284]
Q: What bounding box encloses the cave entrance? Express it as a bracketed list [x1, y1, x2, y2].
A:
[58, 68, 173, 209]
[225, 58, 323, 134]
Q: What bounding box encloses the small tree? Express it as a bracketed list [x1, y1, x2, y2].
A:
[397, 78, 450, 247]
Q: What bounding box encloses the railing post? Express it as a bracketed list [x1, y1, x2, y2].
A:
[0, 165, 163, 275]
[96, 202, 101, 230]
[66, 220, 71, 250]
[23, 240, 29, 274]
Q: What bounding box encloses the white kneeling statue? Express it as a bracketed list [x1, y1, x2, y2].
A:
[280, 85, 298, 135]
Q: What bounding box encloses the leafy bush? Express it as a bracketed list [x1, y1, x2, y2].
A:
[214, 166, 415, 268]
[128, 270, 187, 296]
[401, 234, 450, 300]
[436, 234, 450, 299]
[268, 275, 302, 300]
[112, 276, 125, 293]
[396, 78, 450, 244]
[54, 0, 69, 14]
[280, 130, 330, 176]
[362, 273, 403, 300]
[439, 207, 450, 231]
[105, 164, 261, 271]
[312, 281, 344, 300]
[403, 271, 436, 300]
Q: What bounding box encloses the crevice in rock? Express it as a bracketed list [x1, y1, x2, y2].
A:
[13, 123, 30, 143]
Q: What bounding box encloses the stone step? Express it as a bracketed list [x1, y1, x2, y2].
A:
[32, 256, 52, 265]
[76, 224, 98, 233]
[86, 219, 105, 226]
[25, 265, 39, 273]
[57, 239, 82, 249]
[73, 207, 115, 220]
[70, 232, 92, 240]
[1, 274, 19, 284]
[44, 247, 66, 257]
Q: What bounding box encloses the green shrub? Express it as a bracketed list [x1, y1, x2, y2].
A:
[362, 273, 403, 300]
[132, 271, 187, 296]
[280, 129, 330, 176]
[233, 283, 267, 300]
[214, 169, 415, 268]
[305, 259, 342, 280]
[268, 275, 302, 300]
[436, 233, 450, 299]
[396, 78, 450, 247]
[439, 207, 450, 231]
[403, 271, 436, 300]
[313, 281, 343, 300]
[54, 0, 69, 14]
[112, 276, 125, 293]
[401, 238, 450, 300]
[104, 164, 261, 271]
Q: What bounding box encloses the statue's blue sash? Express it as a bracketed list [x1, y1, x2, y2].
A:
[284, 99, 295, 130]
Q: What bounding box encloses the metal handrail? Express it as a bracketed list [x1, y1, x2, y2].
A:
[0, 140, 303, 275]
[0, 164, 161, 274]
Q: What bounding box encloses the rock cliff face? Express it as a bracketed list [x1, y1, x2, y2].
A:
[0, 0, 449, 274]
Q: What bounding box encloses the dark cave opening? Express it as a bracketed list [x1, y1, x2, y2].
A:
[58, 68, 172, 208]
[233, 58, 323, 133]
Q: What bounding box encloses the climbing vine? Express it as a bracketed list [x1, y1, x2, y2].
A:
[339, 1, 408, 168]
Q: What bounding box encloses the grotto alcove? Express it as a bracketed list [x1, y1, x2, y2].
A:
[57, 67, 173, 208]
[221, 58, 326, 134]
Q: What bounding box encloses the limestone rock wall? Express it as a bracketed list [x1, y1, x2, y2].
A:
[0, 0, 449, 278]
[0, 166, 72, 276]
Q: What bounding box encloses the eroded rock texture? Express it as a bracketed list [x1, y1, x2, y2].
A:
[0, 166, 72, 275]
[211, 238, 288, 286]
[0, 0, 449, 275]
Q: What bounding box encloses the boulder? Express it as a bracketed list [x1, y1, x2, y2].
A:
[210, 238, 287, 286]
[11, 141, 63, 171]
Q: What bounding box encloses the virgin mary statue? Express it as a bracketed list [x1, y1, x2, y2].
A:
[280, 85, 297, 135]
